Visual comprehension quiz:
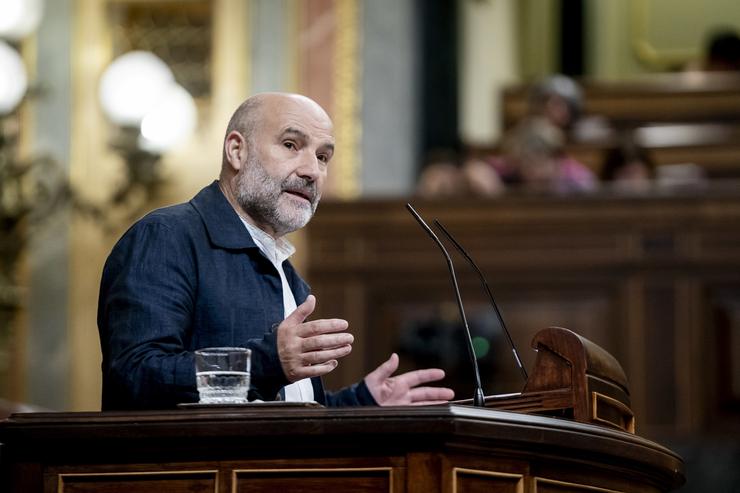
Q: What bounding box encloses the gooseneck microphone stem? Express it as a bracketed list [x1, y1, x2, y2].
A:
[433, 220, 528, 383]
[406, 204, 486, 407]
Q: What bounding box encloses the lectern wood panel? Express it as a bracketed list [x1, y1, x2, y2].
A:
[233, 468, 393, 493]
[452, 468, 524, 493]
[56, 470, 217, 493]
[534, 477, 625, 493]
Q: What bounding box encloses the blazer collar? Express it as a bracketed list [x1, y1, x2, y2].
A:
[191, 180, 259, 250]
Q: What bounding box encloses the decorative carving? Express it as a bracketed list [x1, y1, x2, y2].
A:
[109, 1, 213, 99]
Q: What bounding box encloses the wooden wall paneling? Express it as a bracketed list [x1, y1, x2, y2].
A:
[310, 277, 367, 390]
[365, 276, 524, 397]
[439, 449, 659, 493]
[473, 282, 619, 394]
[6, 462, 42, 493]
[232, 467, 394, 493]
[452, 467, 524, 493]
[406, 452, 441, 493]
[530, 459, 662, 493]
[622, 276, 647, 434]
[674, 279, 705, 432]
[706, 283, 740, 432]
[343, 278, 369, 382]
[641, 281, 677, 433]
[533, 477, 625, 493]
[55, 470, 217, 493]
[697, 227, 740, 264]
[41, 456, 407, 493]
[348, 274, 621, 400]
[219, 462, 229, 493]
[441, 453, 529, 493]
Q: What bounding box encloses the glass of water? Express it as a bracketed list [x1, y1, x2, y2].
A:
[194, 347, 251, 404]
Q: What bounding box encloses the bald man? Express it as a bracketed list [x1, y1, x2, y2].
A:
[98, 93, 454, 410]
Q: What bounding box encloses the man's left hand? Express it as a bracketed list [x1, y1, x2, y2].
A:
[364, 353, 455, 406]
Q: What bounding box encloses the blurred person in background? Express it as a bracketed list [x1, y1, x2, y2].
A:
[416, 75, 602, 198]
[416, 148, 505, 199]
[416, 149, 471, 198]
[528, 74, 583, 133]
[449, 118, 597, 197]
[684, 27, 740, 72]
[703, 28, 740, 71]
[490, 117, 597, 194]
[527, 74, 611, 143]
[600, 136, 655, 194]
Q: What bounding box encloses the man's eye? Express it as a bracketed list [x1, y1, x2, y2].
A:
[318, 154, 329, 163]
[284, 141, 296, 150]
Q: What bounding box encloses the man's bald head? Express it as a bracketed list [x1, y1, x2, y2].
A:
[221, 95, 264, 167]
[221, 93, 332, 172]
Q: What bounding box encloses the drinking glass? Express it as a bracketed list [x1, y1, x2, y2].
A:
[194, 347, 251, 404]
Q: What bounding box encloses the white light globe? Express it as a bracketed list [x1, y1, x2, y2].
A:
[98, 51, 174, 126]
[0, 0, 44, 41]
[0, 40, 27, 114]
[139, 83, 197, 153]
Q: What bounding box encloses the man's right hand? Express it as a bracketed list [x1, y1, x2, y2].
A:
[276, 295, 353, 382]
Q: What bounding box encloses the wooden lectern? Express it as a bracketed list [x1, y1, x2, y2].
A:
[483, 327, 636, 433]
[0, 328, 685, 492]
[0, 405, 683, 492]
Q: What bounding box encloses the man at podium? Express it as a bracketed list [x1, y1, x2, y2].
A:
[97, 92, 455, 410]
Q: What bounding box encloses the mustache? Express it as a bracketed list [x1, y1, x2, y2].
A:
[281, 177, 318, 204]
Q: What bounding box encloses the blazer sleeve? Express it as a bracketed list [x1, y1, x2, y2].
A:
[98, 220, 201, 409]
[323, 380, 378, 407]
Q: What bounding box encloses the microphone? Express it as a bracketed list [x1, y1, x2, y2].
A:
[406, 203, 486, 407]
[433, 220, 528, 382]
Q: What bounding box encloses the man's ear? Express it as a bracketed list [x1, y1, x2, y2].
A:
[224, 131, 247, 172]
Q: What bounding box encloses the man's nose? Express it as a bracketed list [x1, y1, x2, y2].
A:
[296, 153, 322, 182]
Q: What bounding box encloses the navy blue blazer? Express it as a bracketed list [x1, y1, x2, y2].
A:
[98, 181, 375, 410]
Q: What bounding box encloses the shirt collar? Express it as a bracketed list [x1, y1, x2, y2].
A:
[239, 217, 296, 266]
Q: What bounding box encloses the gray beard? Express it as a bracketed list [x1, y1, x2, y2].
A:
[235, 154, 320, 237]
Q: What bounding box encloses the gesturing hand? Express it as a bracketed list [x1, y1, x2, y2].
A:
[364, 353, 455, 406]
[276, 295, 353, 382]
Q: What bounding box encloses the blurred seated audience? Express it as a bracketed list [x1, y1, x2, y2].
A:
[417, 118, 598, 198]
[527, 74, 612, 143]
[528, 74, 582, 132]
[490, 117, 597, 194]
[703, 28, 740, 72]
[416, 149, 469, 198]
[600, 137, 655, 193]
[598, 135, 708, 192]
[685, 27, 740, 72]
